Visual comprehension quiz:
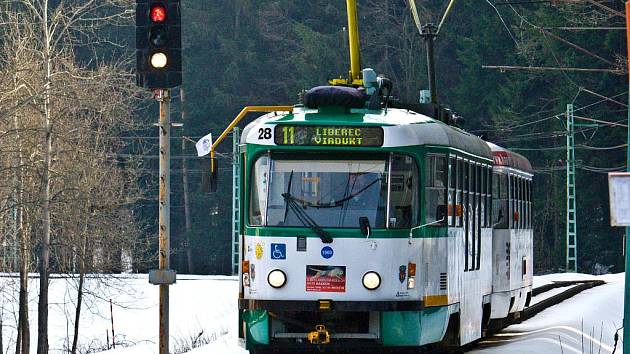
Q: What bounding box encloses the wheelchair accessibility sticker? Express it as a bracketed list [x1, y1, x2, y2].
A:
[271, 243, 286, 260]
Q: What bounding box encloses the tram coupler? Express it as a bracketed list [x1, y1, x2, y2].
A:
[307, 324, 331, 345]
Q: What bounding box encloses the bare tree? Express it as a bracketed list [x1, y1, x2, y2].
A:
[0, 0, 146, 352]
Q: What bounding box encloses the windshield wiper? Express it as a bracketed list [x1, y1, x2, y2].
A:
[282, 192, 333, 243]
[282, 170, 294, 224]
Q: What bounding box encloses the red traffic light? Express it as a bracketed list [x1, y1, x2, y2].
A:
[150, 5, 166, 23]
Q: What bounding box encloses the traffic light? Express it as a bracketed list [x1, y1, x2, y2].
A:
[136, 0, 182, 89]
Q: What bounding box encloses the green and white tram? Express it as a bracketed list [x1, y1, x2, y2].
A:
[204, 1, 534, 352]
[234, 101, 501, 352]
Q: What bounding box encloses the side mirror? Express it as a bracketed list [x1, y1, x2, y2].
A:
[202, 158, 218, 193]
[359, 217, 371, 237]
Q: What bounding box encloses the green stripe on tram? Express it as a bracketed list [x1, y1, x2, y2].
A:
[244, 226, 448, 239]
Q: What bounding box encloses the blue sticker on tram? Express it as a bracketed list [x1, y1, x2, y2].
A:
[271, 243, 286, 260]
[321, 246, 334, 259]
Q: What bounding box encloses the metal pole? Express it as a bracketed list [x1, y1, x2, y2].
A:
[623, 3, 630, 353]
[346, 0, 361, 82]
[158, 89, 171, 354]
[232, 128, 241, 275]
[422, 24, 438, 104]
[566, 104, 577, 273]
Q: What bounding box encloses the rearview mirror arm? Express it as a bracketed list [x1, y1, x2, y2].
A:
[408, 217, 445, 244]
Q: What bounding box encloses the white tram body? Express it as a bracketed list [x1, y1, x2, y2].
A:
[487, 143, 534, 320]
[237, 106, 534, 351]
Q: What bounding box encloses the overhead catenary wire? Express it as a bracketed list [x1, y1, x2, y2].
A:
[482, 65, 622, 74]
[436, 0, 457, 36]
[582, 0, 626, 19]
[471, 90, 629, 134]
[510, 143, 628, 151]
[486, 4, 623, 79]
[578, 143, 628, 150]
[484, 0, 520, 46]
[580, 165, 628, 173]
[579, 88, 628, 108]
[407, 0, 422, 33]
[575, 116, 629, 128]
[548, 27, 626, 31]
[538, 28, 615, 66]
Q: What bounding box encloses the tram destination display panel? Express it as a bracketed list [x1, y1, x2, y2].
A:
[275, 125, 384, 147]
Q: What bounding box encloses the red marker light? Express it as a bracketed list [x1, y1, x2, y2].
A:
[150, 5, 166, 23]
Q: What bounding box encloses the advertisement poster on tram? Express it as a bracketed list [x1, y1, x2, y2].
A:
[306, 266, 346, 292]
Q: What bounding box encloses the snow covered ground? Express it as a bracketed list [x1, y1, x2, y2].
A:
[471, 273, 624, 354]
[0, 274, 246, 354]
[0, 273, 624, 353]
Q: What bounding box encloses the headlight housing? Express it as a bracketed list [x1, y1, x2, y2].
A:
[362, 271, 381, 290]
[267, 269, 287, 289]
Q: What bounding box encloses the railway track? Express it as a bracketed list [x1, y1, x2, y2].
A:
[263, 279, 606, 354]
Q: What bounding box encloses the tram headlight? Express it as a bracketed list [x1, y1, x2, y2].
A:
[267, 269, 287, 289]
[362, 271, 381, 290]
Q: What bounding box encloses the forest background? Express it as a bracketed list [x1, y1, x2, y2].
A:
[2, 0, 628, 276]
[174, 0, 628, 274]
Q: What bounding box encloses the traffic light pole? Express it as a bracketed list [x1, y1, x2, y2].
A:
[150, 88, 174, 354]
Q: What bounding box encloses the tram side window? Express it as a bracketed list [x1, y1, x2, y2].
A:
[478, 166, 482, 228]
[470, 163, 476, 264]
[520, 178, 527, 229]
[249, 155, 269, 226]
[425, 154, 447, 224]
[476, 164, 482, 270]
[481, 165, 486, 227]
[520, 177, 525, 229]
[457, 158, 464, 227]
[530, 179, 534, 228]
[516, 176, 520, 229]
[507, 175, 512, 228]
[524, 178, 529, 229]
[389, 154, 419, 228]
[486, 167, 492, 227]
[449, 157, 457, 227]
[527, 179, 532, 229]
[493, 173, 509, 229]
[515, 175, 520, 229]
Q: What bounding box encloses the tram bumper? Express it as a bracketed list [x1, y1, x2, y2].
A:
[239, 299, 450, 349]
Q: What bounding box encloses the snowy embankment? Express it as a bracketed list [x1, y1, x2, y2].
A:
[0, 273, 624, 353]
[471, 273, 624, 354]
[0, 274, 246, 354]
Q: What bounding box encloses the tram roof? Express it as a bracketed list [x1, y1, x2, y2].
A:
[242, 107, 492, 160]
[486, 142, 534, 174]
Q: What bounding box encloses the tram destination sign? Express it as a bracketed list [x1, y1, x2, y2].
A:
[275, 125, 384, 147]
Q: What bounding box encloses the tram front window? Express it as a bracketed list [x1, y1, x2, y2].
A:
[250, 157, 389, 228]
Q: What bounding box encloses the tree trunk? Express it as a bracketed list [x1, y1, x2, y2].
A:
[71, 227, 88, 354]
[181, 88, 194, 274]
[38, 3, 52, 351]
[17, 232, 30, 354]
[1, 310, 4, 354]
[37, 117, 52, 354]
[14, 71, 29, 354]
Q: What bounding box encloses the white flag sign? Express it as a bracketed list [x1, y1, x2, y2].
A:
[195, 133, 213, 157]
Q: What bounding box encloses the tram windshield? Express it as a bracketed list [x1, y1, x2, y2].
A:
[249, 154, 418, 229]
